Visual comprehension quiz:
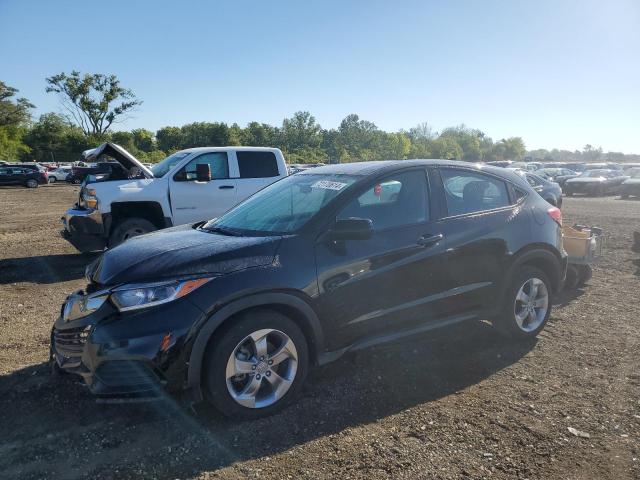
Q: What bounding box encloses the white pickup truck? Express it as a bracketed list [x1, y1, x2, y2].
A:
[61, 143, 288, 252]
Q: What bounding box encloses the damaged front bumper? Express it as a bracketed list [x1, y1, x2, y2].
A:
[61, 207, 107, 252]
[50, 291, 204, 401]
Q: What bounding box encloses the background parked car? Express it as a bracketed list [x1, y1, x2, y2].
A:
[564, 169, 628, 196]
[517, 171, 563, 207]
[0, 166, 48, 188]
[535, 168, 579, 187]
[48, 166, 72, 183]
[68, 162, 129, 184]
[620, 167, 640, 199]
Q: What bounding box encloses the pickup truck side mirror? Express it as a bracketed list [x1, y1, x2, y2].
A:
[326, 218, 373, 241]
[196, 163, 211, 182]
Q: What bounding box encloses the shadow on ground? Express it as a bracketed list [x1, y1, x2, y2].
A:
[0, 253, 98, 284]
[0, 321, 536, 479]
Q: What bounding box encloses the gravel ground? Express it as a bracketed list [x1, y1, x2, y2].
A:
[0, 184, 639, 480]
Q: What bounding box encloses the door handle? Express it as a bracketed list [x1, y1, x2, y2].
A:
[417, 233, 443, 247]
[219, 185, 235, 189]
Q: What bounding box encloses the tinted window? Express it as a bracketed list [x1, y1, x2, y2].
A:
[525, 174, 543, 187]
[338, 170, 429, 230]
[441, 168, 510, 216]
[175, 152, 229, 181]
[237, 151, 279, 178]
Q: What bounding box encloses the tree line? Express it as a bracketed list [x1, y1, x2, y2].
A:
[1, 74, 638, 165]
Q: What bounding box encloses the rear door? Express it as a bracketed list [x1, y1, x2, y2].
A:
[433, 167, 529, 315]
[315, 168, 449, 350]
[231, 150, 283, 202]
[169, 152, 238, 225]
[0, 167, 11, 185]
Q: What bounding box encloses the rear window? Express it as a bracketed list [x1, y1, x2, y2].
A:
[237, 151, 279, 178]
[441, 168, 510, 216]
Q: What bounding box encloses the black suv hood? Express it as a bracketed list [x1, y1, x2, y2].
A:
[87, 224, 281, 285]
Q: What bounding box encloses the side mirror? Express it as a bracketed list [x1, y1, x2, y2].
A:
[196, 163, 211, 182]
[327, 218, 373, 241]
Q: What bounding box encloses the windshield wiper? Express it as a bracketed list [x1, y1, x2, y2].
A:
[202, 225, 244, 237]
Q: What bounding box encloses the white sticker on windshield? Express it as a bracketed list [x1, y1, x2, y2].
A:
[312, 180, 348, 191]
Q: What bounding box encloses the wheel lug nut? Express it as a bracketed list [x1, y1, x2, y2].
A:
[256, 374, 261, 379]
[260, 356, 265, 361]
[266, 371, 271, 377]
[268, 360, 273, 365]
[252, 365, 256, 370]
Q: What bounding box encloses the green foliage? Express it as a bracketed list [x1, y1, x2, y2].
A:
[0, 81, 34, 160]
[45, 71, 142, 135]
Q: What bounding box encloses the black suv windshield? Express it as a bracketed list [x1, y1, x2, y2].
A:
[150, 151, 191, 178]
[203, 173, 357, 234]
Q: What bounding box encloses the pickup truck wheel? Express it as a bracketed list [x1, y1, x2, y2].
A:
[204, 309, 309, 419]
[494, 266, 551, 339]
[108, 217, 156, 248]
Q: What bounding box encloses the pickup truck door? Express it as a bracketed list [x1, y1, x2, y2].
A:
[230, 150, 286, 202]
[169, 152, 238, 225]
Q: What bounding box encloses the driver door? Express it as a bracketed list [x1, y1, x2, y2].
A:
[169, 152, 238, 225]
[314, 169, 449, 350]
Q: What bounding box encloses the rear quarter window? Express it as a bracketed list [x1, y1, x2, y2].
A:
[440, 168, 511, 216]
[237, 151, 280, 178]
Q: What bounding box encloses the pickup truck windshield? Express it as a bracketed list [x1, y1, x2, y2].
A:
[203, 173, 358, 235]
[150, 151, 191, 178]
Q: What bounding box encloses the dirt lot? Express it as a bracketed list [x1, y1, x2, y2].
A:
[0, 183, 639, 480]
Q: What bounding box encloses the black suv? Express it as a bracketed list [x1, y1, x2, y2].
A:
[51, 160, 567, 418]
[0, 166, 48, 187]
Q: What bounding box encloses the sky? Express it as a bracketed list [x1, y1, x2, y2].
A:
[1, 0, 639, 153]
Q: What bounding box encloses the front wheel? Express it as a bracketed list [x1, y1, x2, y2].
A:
[204, 309, 309, 419]
[108, 217, 156, 248]
[494, 266, 552, 339]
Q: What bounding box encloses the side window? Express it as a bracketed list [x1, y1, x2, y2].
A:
[525, 174, 542, 187]
[337, 170, 429, 230]
[0, 168, 9, 174]
[175, 152, 229, 181]
[237, 151, 279, 178]
[440, 168, 510, 216]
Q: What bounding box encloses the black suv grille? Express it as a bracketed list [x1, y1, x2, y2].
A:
[53, 326, 90, 358]
[95, 361, 160, 388]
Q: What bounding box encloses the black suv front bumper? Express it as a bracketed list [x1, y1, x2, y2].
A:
[50, 293, 205, 400]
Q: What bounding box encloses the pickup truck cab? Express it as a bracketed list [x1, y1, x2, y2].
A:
[62, 143, 287, 252]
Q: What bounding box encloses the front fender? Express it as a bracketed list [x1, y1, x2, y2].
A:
[185, 292, 324, 403]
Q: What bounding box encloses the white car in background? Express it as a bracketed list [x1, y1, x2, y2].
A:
[48, 166, 72, 182]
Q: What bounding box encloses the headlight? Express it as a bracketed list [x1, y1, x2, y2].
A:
[110, 278, 213, 312]
[81, 187, 98, 208]
[63, 291, 109, 322]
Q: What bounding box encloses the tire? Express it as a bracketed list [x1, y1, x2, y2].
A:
[49, 177, 57, 183]
[73, 178, 81, 184]
[108, 217, 156, 248]
[26, 179, 38, 188]
[564, 265, 579, 290]
[203, 309, 309, 419]
[494, 266, 552, 339]
[576, 264, 592, 287]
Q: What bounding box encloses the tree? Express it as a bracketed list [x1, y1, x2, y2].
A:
[493, 137, 526, 161]
[0, 81, 34, 159]
[280, 111, 323, 153]
[22, 113, 87, 163]
[131, 128, 155, 152]
[45, 71, 142, 136]
[156, 126, 183, 152]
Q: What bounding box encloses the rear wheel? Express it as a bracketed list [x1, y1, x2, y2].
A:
[26, 179, 38, 188]
[204, 309, 308, 419]
[108, 217, 156, 248]
[494, 266, 551, 339]
[49, 177, 57, 183]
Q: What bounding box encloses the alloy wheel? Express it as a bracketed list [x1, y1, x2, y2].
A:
[513, 277, 549, 332]
[225, 328, 298, 409]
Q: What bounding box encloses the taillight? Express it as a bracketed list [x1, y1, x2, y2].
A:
[547, 207, 562, 226]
